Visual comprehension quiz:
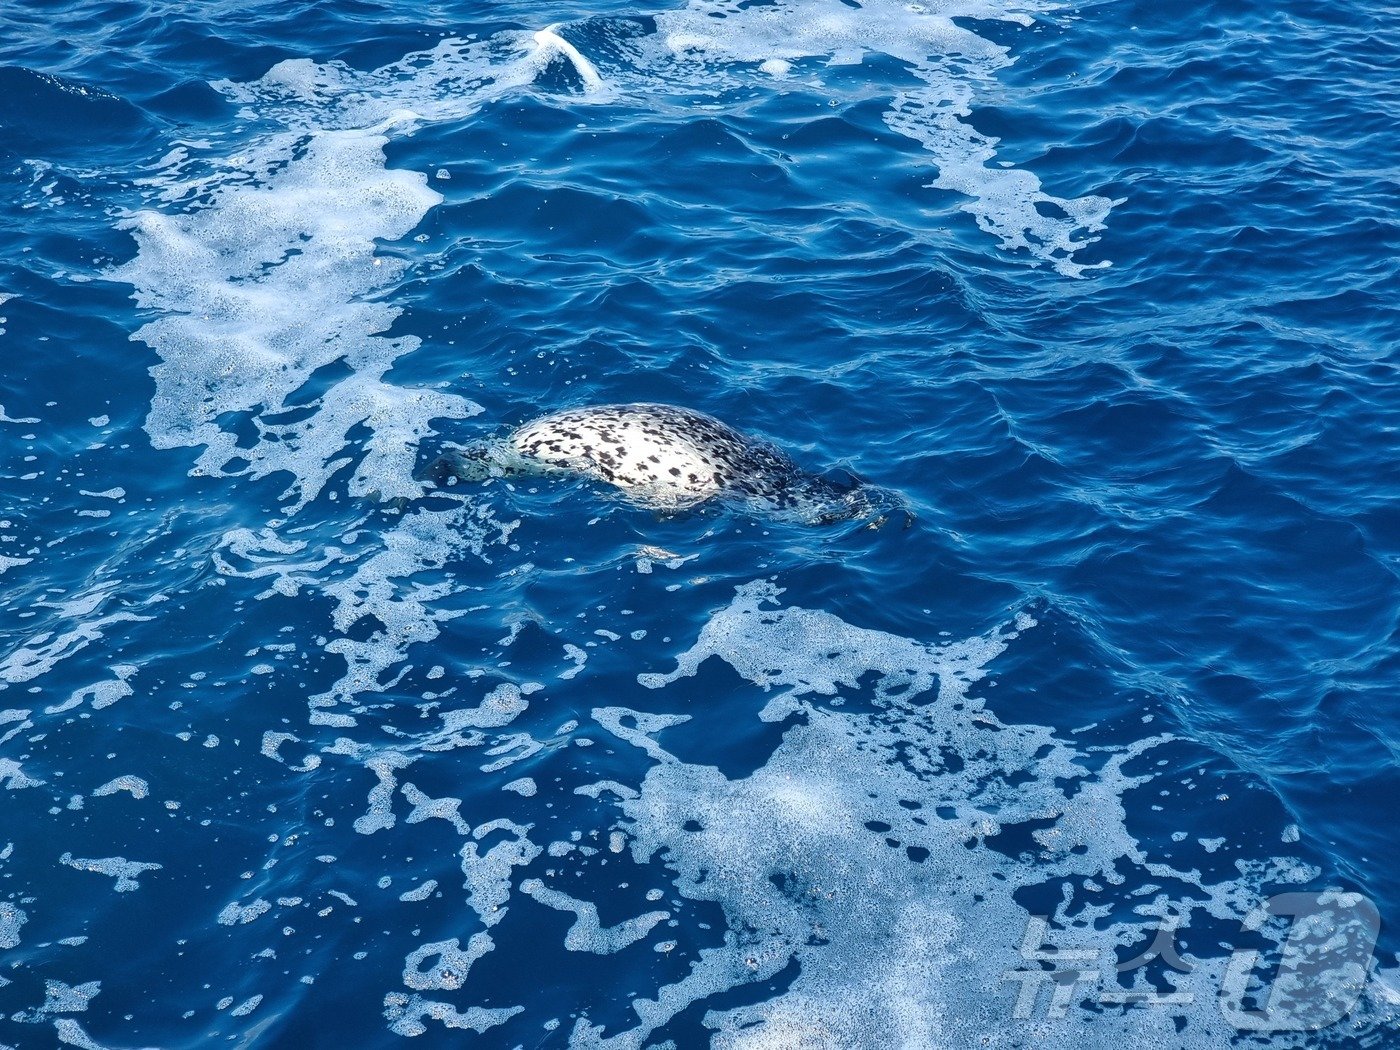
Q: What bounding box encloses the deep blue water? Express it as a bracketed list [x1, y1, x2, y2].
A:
[2, 0, 1397, 1046]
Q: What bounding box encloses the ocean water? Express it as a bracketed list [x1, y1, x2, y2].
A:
[1, 0, 1397, 1045]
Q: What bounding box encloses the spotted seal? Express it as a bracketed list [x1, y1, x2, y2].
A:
[423, 403, 898, 525]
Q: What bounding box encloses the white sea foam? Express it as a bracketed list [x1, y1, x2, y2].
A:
[13, 979, 101, 1022]
[217, 899, 272, 925]
[353, 752, 415, 835]
[402, 783, 471, 835]
[52, 1018, 133, 1050]
[91, 776, 149, 800]
[112, 119, 475, 508]
[42, 667, 137, 715]
[0, 555, 32, 576]
[399, 879, 438, 902]
[0, 759, 44, 791]
[58, 854, 162, 893]
[655, 0, 1115, 276]
[0, 405, 39, 424]
[559, 643, 588, 680]
[520, 880, 670, 954]
[212, 529, 349, 600]
[229, 996, 262, 1018]
[548, 582, 1377, 1046]
[1, 602, 148, 688]
[459, 819, 541, 927]
[447, 682, 533, 730]
[0, 901, 26, 950]
[0, 710, 31, 748]
[109, 27, 588, 516]
[308, 503, 518, 725]
[382, 994, 522, 1038]
[403, 934, 493, 991]
[534, 26, 608, 94]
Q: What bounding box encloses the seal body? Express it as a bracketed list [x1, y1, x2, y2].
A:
[510, 404, 786, 510]
[425, 403, 890, 524]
